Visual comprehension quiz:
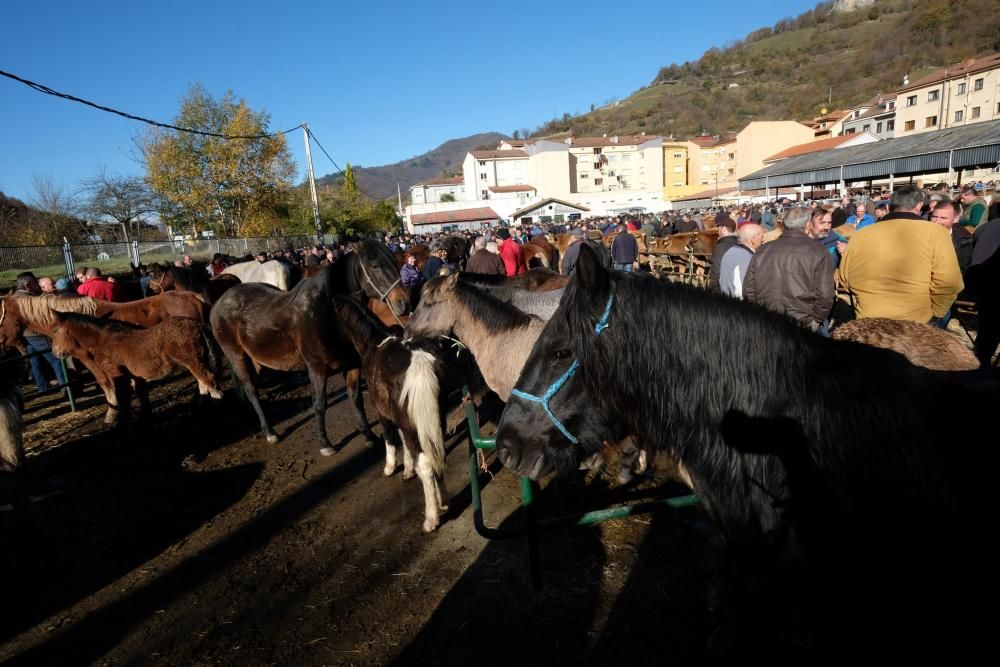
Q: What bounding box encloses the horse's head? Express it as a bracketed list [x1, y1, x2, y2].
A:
[354, 239, 410, 315]
[405, 274, 458, 338]
[48, 310, 78, 360]
[496, 245, 623, 479]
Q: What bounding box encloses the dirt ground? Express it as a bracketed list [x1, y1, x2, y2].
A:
[1, 366, 728, 666]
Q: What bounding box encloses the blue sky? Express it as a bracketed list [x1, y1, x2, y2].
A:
[1, 0, 818, 202]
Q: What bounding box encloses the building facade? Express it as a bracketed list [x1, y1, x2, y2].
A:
[895, 53, 1000, 136]
[840, 95, 897, 139]
[410, 176, 465, 204]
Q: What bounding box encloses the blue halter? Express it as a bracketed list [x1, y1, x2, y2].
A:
[510, 292, 614, 444]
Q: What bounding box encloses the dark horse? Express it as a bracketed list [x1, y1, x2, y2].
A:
[496, 245, 1000, 657]
[210, 240, 408, 456]
[146, 263, 242, 305]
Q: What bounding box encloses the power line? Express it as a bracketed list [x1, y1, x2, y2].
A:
[0, 69, 303, 140]
[306, 127, 379, 200]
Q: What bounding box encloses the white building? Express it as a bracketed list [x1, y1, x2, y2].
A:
[409, 176, 465, 204]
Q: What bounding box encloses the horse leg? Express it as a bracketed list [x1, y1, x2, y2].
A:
[307, 364, 335, 456]
[344, 368, 379, 447]
[410, 426, 441, 532]
[114, 376, 132, 429]
[229, 353, 278, 444]
[380, 417, 401, 476]
[135, 379, 152, 422]
[400, 430, 416, 480]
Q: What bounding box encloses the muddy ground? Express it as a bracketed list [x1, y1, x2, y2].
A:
[1, 366, 730, 666]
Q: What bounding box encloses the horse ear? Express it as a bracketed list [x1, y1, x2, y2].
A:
[575, 243, 610, 304]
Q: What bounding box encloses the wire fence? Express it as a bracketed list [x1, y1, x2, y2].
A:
[0, 235, 324, 287]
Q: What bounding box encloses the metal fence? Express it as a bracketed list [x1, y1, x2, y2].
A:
[0, 235, 324, 285]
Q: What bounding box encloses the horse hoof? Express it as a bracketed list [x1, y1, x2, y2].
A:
[423, 518, 439, 533]
[265, 434, 279, 444]
[383, 465, 395, 476]
[320, 447, 335, 457]
[438, 504, 449, 513]
[402, 471, 415, 481]
[210, 390, 223, 400]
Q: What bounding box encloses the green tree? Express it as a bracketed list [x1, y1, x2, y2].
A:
[343, 162, 358, 194]
[141, 83, 296, 237]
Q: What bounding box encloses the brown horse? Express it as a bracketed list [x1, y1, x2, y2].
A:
[832, 318, 980, 371]
[210, 239, 407, 455]
[0, 292, 208, 350]
[334, 297, 448, 532]
[146, 263, 241, 305]
[0, 359, 23, 472]
[49, 312, 222, 426]
[523, 235, 557, 270]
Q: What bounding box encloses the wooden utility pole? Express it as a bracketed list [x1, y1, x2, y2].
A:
[302, 123, 322, 237]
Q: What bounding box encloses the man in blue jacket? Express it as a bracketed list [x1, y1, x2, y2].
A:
[610, 224, 638, 272]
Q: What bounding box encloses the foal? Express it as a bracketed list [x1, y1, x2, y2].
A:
[334, 298, 448, 532]
[49, 312, 223, 426]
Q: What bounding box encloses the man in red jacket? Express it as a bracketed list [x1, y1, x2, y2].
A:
[77, 267, 126, 301]
[495, 228, 526, 276]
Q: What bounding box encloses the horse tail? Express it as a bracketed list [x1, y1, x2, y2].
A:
[0, 392, 24, 471]
[399, 349, 445, 477]
[198, 322, 223, 380]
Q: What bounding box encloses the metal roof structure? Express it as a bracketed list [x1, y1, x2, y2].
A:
[739, 120, 1000, 191]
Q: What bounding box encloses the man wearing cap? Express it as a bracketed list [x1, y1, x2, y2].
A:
[707, 217, 738, 292]
[422, 244, 449, 280]
[495, 228, 526, 276]
[561, 228, 588, 274]
[466, 236, 506, 275]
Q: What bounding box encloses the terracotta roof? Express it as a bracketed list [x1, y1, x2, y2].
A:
[898, 52, 1000, 93]
[688, 134, 736, 148]
[765, 134, 860, 162]
[813, 110, 850, 123]
[410, 207, 500, 225]
[568, 134, 659, 148]
[471, 149, 527, 159]
[417, 176, 464, 187]
[487, 184, 536, 193]
[672, 187, 739, 202]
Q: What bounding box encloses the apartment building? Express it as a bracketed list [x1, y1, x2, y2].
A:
[686, 133, 738, 192]
[567, 134, 663, 193]
[895, 53, 1000, 136]
[410, 176, 465, 204]
[840, 95, 897, 139]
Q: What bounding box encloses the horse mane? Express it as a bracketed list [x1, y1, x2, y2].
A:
[57, 311, 144, 332]
[14, 294, 99, 328]
[453, 278, 533, 333]
[170, 266, 208, 292]
[333, 296, 391, 352]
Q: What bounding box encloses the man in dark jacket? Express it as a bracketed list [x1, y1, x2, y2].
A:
[422, 244, 448, 280]
[561, 228, 587, 274]
[929, 200, 973, 272]
[744, 207, 835, 333]
[465, 236, 506, 275]
[707, 217, 738, 292]
[610, 224, 638, 272]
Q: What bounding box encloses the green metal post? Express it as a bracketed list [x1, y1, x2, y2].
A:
[60, 358, 76, 412]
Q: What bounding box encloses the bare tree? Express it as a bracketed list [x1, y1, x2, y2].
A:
[78, 167, 157, 242]
[29, 173, 86, 242]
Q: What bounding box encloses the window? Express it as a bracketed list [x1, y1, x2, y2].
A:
[728, 153, 735, 160]
[594, 178, 603, 186]
[579, 172, 589, 179]
[906, 95, 917, 107]
[925, 115, 937, 128]
[673, 152, 684, 158]
[863, 124, 871, 132]
[971, 106, 981, 119]
[957, 82, 967, 95]
[845, 128, 856, 134]
[974, 78, 984, 91]
[480, 173, 487, 180]
[672, 181, 684, 187]
[700, 180, 711, 185]
[904, 120, 915, 131]
[608, 154, 618, 162]
[928, 90, 940, 102]
[887, 119, 895, 131]
[480, 190, 488, 198]
[876, 121, 883, 133]
[673, 165, 684, 173]
[593, 162, 601, 170]
[955, 110, 964, 122]
[593, 147, 602, 154]
[727, 169, 734, 176]
[478, 160, 486, 166]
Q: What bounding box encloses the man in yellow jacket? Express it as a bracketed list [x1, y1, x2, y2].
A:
[840, 186, 963, 324]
